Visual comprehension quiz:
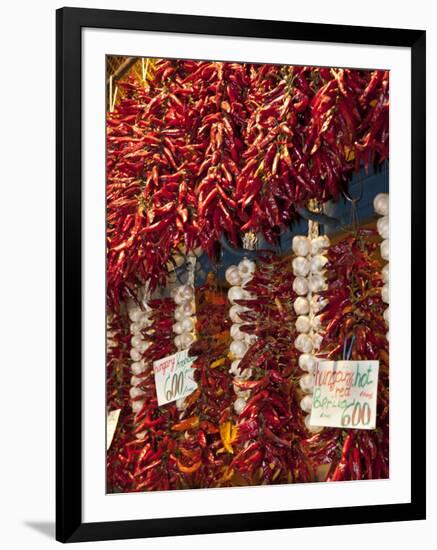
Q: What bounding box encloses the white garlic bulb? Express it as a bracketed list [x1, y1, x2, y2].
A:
[294, 333, 314, 354]
[228, 286, 246, 304]
[138, 341, 150, 353]
[245, 333, 258, 346]
[292, 235, 311, 257]
[300, 395, 313, 413]
[381, 284, 389, 304]
[130, 348, 142, 362]
[310, 254, 328, 273]
[230, 323, 246, 341]
[128, 309, 143, 323]
[310, 235, 330, 255]
[293, 276, 309, 296]
[182, 301, 195, 316]
[180, 284, 194, 301]
[377, 216, 389, 239]
[174, 335, 182, 348]
[138, 313, 152, 326]
[382, 263, 389, 284]
[230, 339, 248, 358]
[180, 316, 194, 333]
[311, 315, 323, 331]
[173, 292, 185, 305]
[308, 273, 326, 293]
[293, 297, 310, 315]
[304, 414, 323, 433]
[238, 258, 256, 280]
[234, 397, 247, 415]
[384, 306, 389, 326]
[380, 239, 389, 261]
[129, 386, 145, 399]
[131, 335, 144, 349]
[225, 265, 242, 286]
[130, 375, 142, 387]
[299, 354, 317, 373]
[229, 304, 245, 323]
[131, 400, 145, 414]
[180, 331, 195, 348]
[311, 333, 323, 350]
[233, 385, 250, 399]
[292, 256, 310, 277]
[300, 373, 315, 393]
[130, 322, 142, 335]
[172, 321, 183, 335]
[295, 315, 311, 333]
[229, 359, 241, 375]
[131, 361, 146, 375]
[235, 367, 253, 381]
[174, 308, 185, 322]
[311, 295, 328, 313]
[373, 193, 389, 216]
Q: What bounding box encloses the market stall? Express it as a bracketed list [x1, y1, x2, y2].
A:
[105, 57, 389, 492]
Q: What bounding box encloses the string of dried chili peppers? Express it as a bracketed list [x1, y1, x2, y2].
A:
[228, 253, 313, 484]
[302, 230, 389, 481]
[106, 61, 389, 309]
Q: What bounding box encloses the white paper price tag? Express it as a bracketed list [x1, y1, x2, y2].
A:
[153, 349, 198, 406]
[309, 360, 379, 430]
[106, 408, 121, 450]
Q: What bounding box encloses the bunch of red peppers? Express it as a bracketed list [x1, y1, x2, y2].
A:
[230, 253, 313, 484]
[107, 60, 388, 308]
[303, 230, 389, 481]
[108, 297, 183, 492]
[106, 311, 135, 490]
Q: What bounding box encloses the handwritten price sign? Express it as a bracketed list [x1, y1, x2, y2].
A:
[153, 349, 198, 406]
[309, 360, 379, 430]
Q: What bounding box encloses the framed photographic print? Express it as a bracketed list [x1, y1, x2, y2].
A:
[56, 7, 426, 543]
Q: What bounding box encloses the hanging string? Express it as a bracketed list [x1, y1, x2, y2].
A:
[242, 231, 258, 251]
[186, 252, 196, 288]
[342, 335, 355, 360]
[348, 197, 359, 233]
[306, 200, 320, 348]
[343, 175, 364, 234]
[307, 199, 321, 240]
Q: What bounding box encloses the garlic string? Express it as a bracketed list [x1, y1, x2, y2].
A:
[374, 193, 389, 341]
[172, 253, 197, 412]
[292, 224, 328, 434]
[226, 257, 257, 415]
[127, 286, 153, 439]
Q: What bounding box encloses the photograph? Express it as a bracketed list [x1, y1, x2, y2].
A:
[55, 7, 426, 541]
[105, 56, 390, 493]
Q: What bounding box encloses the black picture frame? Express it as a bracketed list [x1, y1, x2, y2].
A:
[56, 6, 426, 543]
